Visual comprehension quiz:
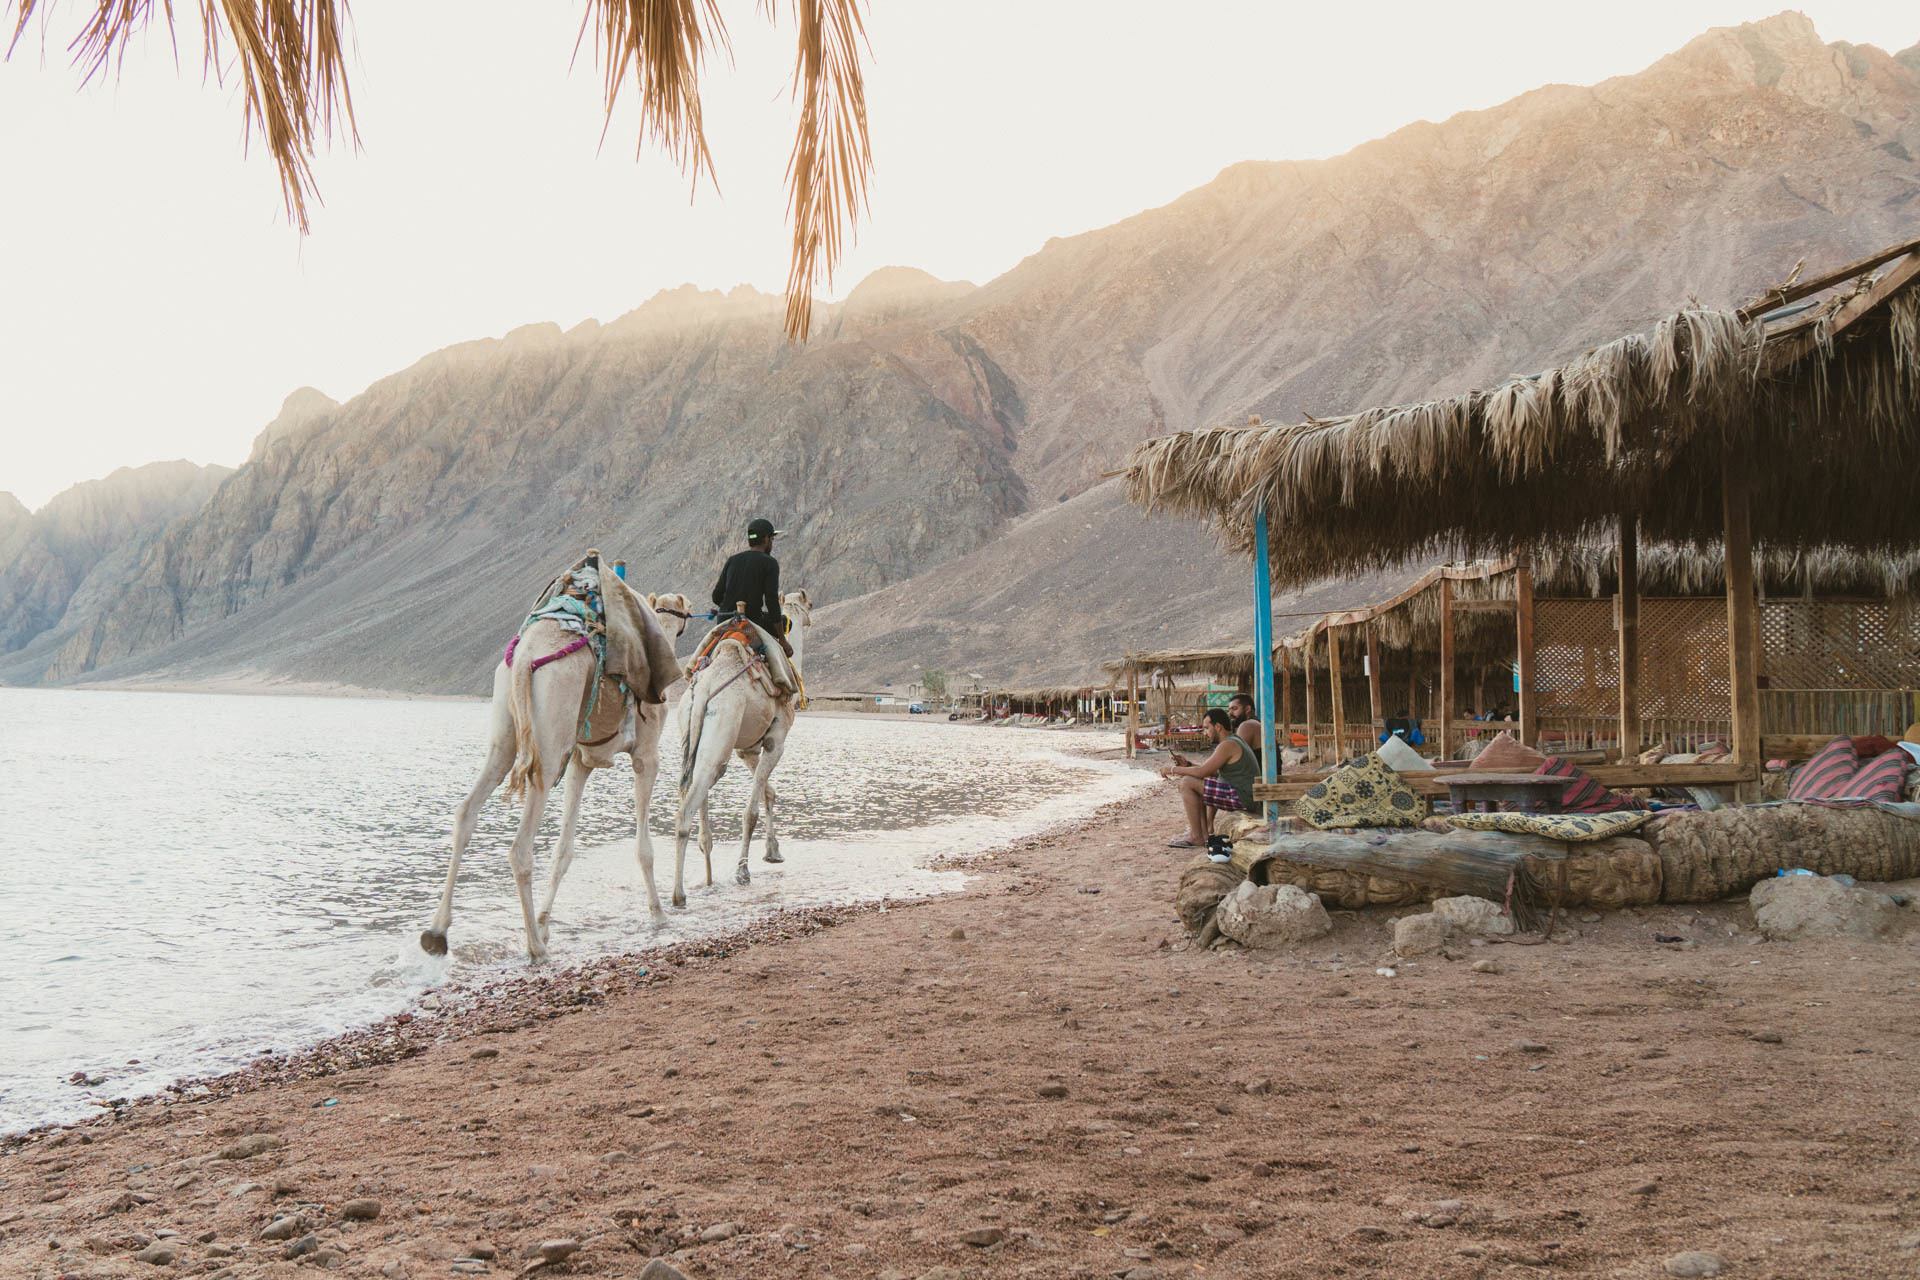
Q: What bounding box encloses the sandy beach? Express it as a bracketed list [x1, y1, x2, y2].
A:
[6, 792, 1919, 1280]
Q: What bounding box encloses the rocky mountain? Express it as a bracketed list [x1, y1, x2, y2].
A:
[14, 12, 1920, 695]
[0, 461, 232, 680]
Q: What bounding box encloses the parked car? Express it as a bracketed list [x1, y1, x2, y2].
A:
[908, 702, 927, 714]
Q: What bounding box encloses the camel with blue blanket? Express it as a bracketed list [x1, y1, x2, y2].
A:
[422, 551, 690, 963]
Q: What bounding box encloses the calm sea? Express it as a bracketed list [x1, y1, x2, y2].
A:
[0, 688, 1146, 1133]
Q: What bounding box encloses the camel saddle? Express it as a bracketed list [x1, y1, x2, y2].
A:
[526, 551, 682, 705]
[688, 616, 799, 696]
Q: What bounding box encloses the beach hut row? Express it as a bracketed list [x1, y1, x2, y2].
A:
[1119, 232, 1920, 800]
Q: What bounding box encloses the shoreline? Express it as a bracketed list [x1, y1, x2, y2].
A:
[3, 788, 1146, 1150]
[9, 805, 1915, 1277]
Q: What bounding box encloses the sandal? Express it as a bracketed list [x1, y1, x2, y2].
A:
[1166, 836, 1200, 848]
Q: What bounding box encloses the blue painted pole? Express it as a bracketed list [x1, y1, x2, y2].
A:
[1251, 501, 1278, 817]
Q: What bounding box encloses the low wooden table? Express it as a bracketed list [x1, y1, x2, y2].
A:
[1442, 772, 1569, 815]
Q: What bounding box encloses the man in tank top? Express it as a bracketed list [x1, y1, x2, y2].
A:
[1158, 708, 1257, 849]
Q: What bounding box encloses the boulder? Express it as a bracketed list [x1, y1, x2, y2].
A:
[1392, 912, 1449, 956]
[1176, 856, 1246, 934]
[1214, 881, 1332, 949]
[1431, 895, 1514, 937]
[1750, 875, 1902, 940]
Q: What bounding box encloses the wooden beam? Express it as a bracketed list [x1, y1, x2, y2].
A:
[1366, 625, 1384, 742]
[1515, 561, 1537, 748]
[1438, 577, 1455, 760]
[1616, 516, 1639, 760]
[1724, 459, 1763, 772]
[1450, 599, 1518, 614]
[1252, 760, 1756, 803]
[1766, 250, 1920, 366]
[1736, 235, 1920, 319]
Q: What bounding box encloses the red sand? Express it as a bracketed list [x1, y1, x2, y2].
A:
[5, 792, 1919, 1279]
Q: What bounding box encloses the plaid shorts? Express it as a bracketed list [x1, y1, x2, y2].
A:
[1202, 776, 1247, 812]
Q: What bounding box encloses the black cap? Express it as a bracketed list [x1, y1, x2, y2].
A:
[747, 518, 783, 543]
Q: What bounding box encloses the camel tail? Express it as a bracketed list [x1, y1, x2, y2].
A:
[505, 642, 542, 804]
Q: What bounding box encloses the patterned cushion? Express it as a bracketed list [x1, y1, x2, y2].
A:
[1533, 756, 1636, 814]
[1473, 731, 1548, 772]
[1294, 752, 1427, 830]
[1788, 737, 1909, 803]
[1448, 810, 1654, 841]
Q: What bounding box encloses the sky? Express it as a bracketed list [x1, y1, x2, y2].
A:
[2, 2, 1916, 509]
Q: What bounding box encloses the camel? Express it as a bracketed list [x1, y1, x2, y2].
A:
[670, 589, 813, 900]
[421, 572, 695, 962]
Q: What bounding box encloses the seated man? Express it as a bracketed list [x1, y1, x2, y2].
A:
[1226, 692, 1266, 766]
[1159, 708, 1258, 849]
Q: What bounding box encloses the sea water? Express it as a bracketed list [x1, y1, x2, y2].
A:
[0, 687, 1147, 1133]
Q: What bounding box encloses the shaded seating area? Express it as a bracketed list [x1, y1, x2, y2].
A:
[1122, 233, 1920, 809]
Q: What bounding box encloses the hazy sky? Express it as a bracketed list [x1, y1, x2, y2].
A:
[2, 2, 1914, 508]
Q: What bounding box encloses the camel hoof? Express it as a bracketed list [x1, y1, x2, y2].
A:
[672, 894, 687, 909]
[735, 865, 751, 886]
[528, 946, 550, 965]
[763, 847, 784, 864]
[419, 930, 448, 956]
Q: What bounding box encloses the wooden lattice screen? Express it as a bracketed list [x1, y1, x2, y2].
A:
[1532, 599, 1616, 716]
[1533, 598, 1731, 718]
[1641, 598, 1732, 718]
[1760, 599, 1920, 690]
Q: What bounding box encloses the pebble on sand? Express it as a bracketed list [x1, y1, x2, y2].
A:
[1037, 1083, 1069, 1099]
[959, 1227, 1007, 1247]
[134, 1241, 180, 1265]
[259, 1215, 305, 1241]
[1512, 1040, 1550, 1055]
[1663, 1251, 1726, 1278]
[217, 1134, 284, 1160]
[284, 1232, 320, 1260]
[1471, 959, 1501, 974]
[638, 1260, 689, 1280]
[536, 1239, 581, 1264]
[699, 1221, 742, 1243]
[340, 1198, 381, 1221]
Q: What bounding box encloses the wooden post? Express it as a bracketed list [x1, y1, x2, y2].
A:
[1281, 658, 1294, 743]
[1366, 625, 1384, 744]
[1615, 517, 1640, 761]
[1408, 668, 1419, 727]
[1125, 670, 1139, 758]
[1515, 561, 1537, 748]
[1438, 577, 1455, 759]
[1305, 644, 1319, 763]
[1724, 462, 1762, 773]
[1329, 626, 1347, 759]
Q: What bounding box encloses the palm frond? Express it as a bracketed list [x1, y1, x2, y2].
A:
[13, 1, 873, 342]
[769, 0, 871, 340]
[8, 0, 360, 231]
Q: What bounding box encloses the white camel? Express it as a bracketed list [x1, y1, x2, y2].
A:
[671, 589, 813, 898]
[421, 581, 695, 962]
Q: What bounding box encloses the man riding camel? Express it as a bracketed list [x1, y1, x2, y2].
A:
[712, 517, 793, 657]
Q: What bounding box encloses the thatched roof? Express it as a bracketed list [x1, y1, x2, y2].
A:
[1123, 237, 1920, 586]
[1106, 646, 1261, 684]
[1532, 542, 1920, 600]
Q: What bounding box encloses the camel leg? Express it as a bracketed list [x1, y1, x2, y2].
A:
[761, 775, 782, 863]
[423, 668, 513, 955]
[700, 794, 715, 888]
[736, 733, 786, 884]
[508, 780, 552, 962]
[535, 757, 592, 947]
[632, 750, 666, 923]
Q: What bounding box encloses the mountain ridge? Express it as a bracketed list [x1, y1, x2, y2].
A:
[6, 11, 1917, 695]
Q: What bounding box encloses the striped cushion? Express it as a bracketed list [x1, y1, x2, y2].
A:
[1788, 737, 1908, 802]
[1533, 756, 1635, 814]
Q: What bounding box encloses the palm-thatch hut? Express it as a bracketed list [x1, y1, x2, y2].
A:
[1104, 647, 1263, 754]
[1123, 234, 1920, 799]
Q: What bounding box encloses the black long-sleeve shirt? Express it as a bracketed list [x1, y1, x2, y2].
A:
[712, 548, 786, 637]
